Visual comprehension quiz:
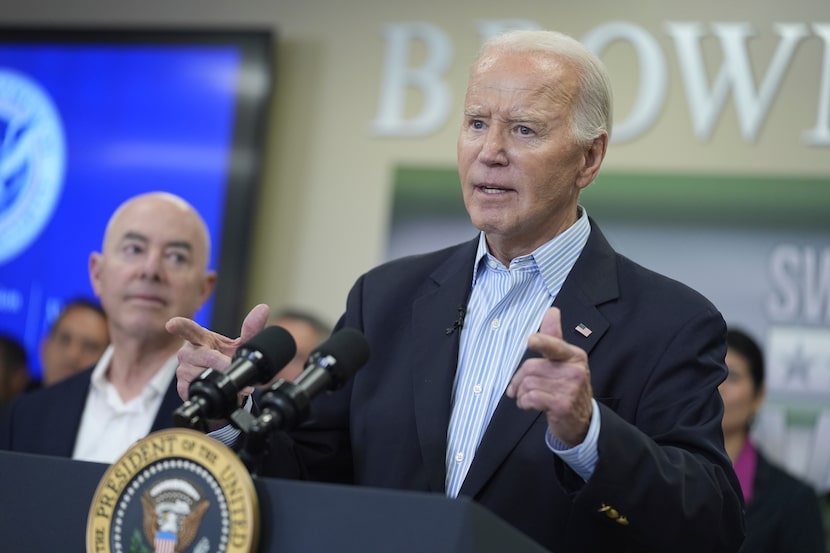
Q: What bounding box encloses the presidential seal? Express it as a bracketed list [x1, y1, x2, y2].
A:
[86, 428, 259, 553]
[0, 69, 66, 265]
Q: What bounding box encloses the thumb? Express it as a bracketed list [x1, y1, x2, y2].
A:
[239, 303, 271, 342]
[538, 306, 563, 339]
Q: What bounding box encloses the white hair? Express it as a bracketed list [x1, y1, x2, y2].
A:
[477, 30, 613, 145]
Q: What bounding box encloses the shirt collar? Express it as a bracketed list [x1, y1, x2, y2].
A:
[90, 344, 178, 399]
[472, 205, 591, 295]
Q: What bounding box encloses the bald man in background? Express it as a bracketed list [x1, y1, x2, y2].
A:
[1, 192, 216, 463]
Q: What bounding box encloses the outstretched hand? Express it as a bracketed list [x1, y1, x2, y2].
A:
[506, 307, 593, 447]
[166, 303, 271, 402]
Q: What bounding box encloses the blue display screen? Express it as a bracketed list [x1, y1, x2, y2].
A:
[0, 30, 271, 378]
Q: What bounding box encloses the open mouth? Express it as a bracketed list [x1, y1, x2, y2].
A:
[477, 184, 513, 195]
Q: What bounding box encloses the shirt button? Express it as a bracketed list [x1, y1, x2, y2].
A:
[473, 384, 482, 395]
[455, 452, 464, 463]
[488, 260, 497, 269]
[491, 318, 500, 329]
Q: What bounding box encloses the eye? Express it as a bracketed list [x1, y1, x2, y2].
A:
[725, 370, 744, 383]
[166, 250, 191, 265]
[122, 242, 144, 255]
[470, 119, 485, 130]
[517, 125, 534, 136]
[83, 342, 102, 354]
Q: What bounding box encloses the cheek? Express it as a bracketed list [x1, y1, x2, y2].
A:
[719, 386, 741, 410]
[528, 174, 570, 209]
[457, 134, 471, 160]
[457, 149, 475, 181]
[723, 390, 753, 418]
[181, 275, 211, 303]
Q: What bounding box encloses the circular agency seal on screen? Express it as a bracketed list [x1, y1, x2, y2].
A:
[0, 69, 66, 265]
[86, 428, 260, 553]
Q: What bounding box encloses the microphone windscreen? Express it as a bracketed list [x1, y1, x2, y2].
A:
[240, 325, 297, 382]
[316, 327, 370, 386]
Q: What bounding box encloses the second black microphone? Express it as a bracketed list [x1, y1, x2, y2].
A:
[173, 325, 297, 429]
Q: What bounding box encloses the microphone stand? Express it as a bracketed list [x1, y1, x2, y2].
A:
[229, 379, 312, 476]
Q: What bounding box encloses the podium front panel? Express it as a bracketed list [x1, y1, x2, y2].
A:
[0, 450, 551, 553]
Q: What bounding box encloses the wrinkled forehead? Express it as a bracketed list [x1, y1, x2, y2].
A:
[473, 48, 571, 78]
[470, 49, 575, 89]
[102, 195, 211, 262]
[465, 51, 578, 113]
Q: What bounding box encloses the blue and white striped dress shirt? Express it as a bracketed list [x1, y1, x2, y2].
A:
[445, 207, 601, 497]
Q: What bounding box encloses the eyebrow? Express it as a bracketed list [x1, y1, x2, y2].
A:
[121, 232, 194, 252]
[464, 107, 547, 124]
[121, 231, 149, 244]
[164, 241, 194, 252]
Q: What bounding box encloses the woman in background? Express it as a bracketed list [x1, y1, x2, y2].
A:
[720, 328, 826, 553]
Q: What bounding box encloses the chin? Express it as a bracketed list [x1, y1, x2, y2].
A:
[468, 211, 504, 232]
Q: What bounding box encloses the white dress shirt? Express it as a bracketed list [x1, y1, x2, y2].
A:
[72, 345, 177, 464]
[445, 207, 600, 497]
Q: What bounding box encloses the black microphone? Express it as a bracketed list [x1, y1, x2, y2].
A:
[173, 325, 297, 429]
[252, 327, 370, 431]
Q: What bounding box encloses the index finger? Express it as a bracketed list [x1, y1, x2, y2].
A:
[166, 316, 223, 348]
[528, 331, 586, 363]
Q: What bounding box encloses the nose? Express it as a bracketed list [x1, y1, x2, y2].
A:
[64, 339, 90, 367]
[478, 127, 508, 166]
[139, 249, 164, 281]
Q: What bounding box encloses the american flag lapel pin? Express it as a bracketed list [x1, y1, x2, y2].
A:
[575, 323, 592, 337]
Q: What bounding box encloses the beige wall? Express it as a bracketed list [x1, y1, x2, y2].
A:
[4, 0, 826, 326]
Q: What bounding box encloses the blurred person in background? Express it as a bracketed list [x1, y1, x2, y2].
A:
[35, 297, 109, 388]
[721, 327, 826, 553]
[0, 334, 29, 420]
[261, 308, 331, 385]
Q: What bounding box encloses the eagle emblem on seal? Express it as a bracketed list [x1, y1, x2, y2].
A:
[141, 478, 210, 553]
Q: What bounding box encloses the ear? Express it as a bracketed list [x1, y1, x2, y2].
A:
[199, 270, 218, 304]
[89, 252, 103, 297]
[575, 131, 608, 190]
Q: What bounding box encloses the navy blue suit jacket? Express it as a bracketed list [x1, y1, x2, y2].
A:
[0, 365, 182, 457]
[260, 220, 745, 553]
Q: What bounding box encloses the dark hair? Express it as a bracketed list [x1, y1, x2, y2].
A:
[49, 297, 107, 336]
[726, 327, 765, 392]
[269, 308, 331, 337]
[0, 333, 28, 371]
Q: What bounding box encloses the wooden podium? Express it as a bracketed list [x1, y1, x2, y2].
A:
[0, 450, 551, 552]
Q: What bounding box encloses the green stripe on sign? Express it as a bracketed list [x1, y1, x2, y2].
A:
[392, 166, 830, 230]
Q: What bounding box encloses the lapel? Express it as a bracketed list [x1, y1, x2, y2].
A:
[44, 364, 179, 456]
[53, 369, 96, 456]
[411, 239, 478, 493]
[459, 220, 620, 498]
